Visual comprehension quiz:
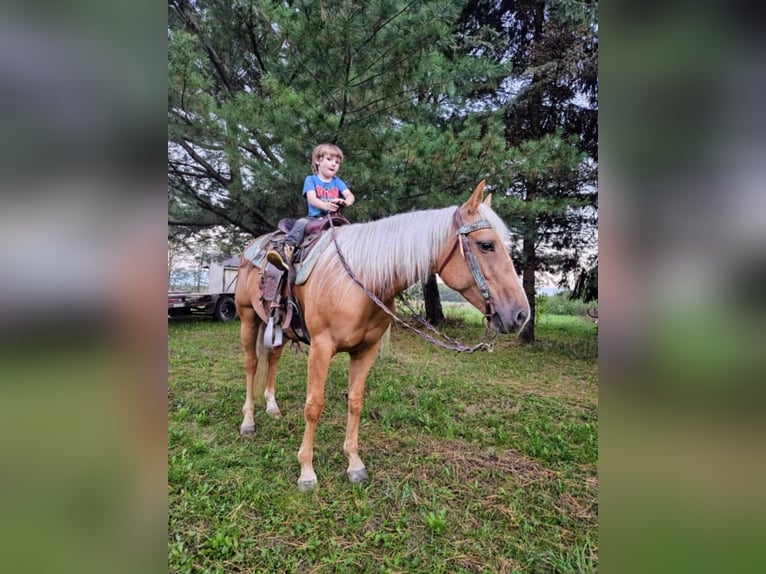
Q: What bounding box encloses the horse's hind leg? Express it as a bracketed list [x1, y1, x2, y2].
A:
[264, 341, 284, 417]
[239, 307, 261, 436]
[344, 343, 380, 484]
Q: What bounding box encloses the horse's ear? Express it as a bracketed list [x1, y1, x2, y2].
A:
[466, 180, 486, 214]
[483, 193, 492, 206]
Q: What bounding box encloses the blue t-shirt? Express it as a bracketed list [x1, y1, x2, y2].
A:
[302, 175, 349, 217]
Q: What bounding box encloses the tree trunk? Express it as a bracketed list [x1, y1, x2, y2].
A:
[422, 274, 445, 325]
[517, 233, 537, 344]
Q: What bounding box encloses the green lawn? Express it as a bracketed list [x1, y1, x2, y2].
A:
[168, 311, 598, 573]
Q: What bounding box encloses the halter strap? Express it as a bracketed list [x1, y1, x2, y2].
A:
[457, 220, 493, 235]
[437, 209, 495, 320]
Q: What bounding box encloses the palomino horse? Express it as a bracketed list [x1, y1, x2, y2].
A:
[235, 181, 529, 491]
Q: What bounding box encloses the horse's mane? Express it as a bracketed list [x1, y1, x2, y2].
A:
[314, 203, 512, 295]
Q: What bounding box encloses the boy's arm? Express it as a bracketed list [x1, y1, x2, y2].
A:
[338, 188, 355, 207]
[305, 189, 327, 210]
[306, 189, 343, 213]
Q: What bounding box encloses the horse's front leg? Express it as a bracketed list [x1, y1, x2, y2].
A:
[344, 342, 380, 484]
[297, 340, 334, 491]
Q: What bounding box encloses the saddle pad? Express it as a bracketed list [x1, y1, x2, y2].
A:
[295, 230, 333, 285]
[242, 229, 333, 286]
[243, 233, 278, 268]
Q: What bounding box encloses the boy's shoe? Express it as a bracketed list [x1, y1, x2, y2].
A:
[266, 243, 294, 272]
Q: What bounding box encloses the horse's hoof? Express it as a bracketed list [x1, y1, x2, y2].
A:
[239, 424, 255, 436]
[297, 479, 318, 492]
[265, 406, 282, 418]
[347, 468, 369, 484]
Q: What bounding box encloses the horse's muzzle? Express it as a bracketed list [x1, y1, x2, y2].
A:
[491, 305, 530, 334]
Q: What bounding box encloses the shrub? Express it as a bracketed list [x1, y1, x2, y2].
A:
[540, 291, 596, 317]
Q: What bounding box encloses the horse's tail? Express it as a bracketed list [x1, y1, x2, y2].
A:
[254, 323, 269, 401]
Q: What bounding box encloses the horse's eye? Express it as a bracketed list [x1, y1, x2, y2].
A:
[478, 241, 494, 252]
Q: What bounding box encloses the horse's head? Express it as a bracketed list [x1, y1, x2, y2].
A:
[437, 181, 530, 334]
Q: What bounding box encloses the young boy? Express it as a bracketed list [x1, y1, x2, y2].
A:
[267, 143, 355, 271]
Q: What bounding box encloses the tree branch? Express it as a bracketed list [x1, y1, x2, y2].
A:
[171, 0, 235, 95]
[169, 162, 266, 235]
[177, 139, 233, 187]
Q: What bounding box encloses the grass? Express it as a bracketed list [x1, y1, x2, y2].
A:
[168, 309, 597, 573]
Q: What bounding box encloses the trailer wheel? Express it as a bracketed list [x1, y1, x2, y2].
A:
[213, 297, 237, 322]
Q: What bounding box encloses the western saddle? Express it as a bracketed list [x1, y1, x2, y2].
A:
[260, 213, 350, 348]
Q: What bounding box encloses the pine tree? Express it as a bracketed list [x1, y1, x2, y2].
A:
[458, 0, 598, 341]
[168, 0, 512, 238]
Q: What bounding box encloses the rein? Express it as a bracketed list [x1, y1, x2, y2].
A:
[328, 210, 495, 353]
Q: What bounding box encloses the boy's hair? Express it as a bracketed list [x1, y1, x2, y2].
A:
[311, 143, 344, 174]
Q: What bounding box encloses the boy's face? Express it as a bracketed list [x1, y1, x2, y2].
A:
[316, 154, 342, 179]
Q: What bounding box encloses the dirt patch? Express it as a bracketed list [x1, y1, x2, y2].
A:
[371, 433, 550, 488]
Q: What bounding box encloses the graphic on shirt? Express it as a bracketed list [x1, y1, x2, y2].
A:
[314, 182, 341, 202]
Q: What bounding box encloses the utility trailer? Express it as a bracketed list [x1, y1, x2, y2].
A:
[168, 256, 239, 322]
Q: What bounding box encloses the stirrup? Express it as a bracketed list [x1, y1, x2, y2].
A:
[264, 315, 283, 349]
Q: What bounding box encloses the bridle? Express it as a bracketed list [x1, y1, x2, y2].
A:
[437, 208, 495, 323]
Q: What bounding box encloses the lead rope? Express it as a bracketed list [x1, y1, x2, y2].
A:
[328, 215, 494, 353]
[395, 290, 497, 348]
